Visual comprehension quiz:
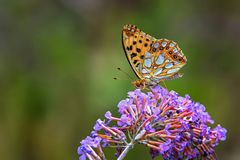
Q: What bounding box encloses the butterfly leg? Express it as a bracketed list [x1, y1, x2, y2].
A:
[161, 81, 169, 91]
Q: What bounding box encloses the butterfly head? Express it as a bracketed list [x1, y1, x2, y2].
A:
[132, 79, 157, 89]
[132, 79, 147, 89]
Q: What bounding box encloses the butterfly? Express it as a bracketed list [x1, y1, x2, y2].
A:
[122, 24, 187, 89]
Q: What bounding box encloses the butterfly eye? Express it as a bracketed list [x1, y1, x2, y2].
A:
[169, 51, 173, 54]
[178, 58, 182, 62]
[166, 46, 169, 50]
[160, 47, 164, 50]
[173, 55, 178, 59]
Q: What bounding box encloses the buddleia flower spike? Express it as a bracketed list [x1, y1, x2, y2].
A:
[122, 24, 187, 89]
[77, 86, 227, 160]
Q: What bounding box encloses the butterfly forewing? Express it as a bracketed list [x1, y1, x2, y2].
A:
[122, 24, 187, 86]
[122, 24, 156, 79]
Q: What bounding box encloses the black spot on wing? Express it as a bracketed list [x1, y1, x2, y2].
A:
[131, 53, 137, 58]
[133, 60, 138, 64]
[136, 48, 141, 53]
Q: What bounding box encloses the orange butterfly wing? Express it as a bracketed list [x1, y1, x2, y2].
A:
[122, 24, 187, 85]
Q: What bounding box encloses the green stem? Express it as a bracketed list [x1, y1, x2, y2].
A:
[117, 142, 134, 160]
[117, 127, 146, 160]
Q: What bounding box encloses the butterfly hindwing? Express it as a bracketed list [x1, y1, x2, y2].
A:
[149, 39, 187, 83]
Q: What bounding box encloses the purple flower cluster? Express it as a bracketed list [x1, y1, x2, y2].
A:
[77, 85, 227, 160]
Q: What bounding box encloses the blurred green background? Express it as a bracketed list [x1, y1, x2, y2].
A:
[1, 0, 239, 159]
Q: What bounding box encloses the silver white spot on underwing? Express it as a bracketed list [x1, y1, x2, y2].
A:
[167, 68, 180, 74]
[156, 54, 164, 65]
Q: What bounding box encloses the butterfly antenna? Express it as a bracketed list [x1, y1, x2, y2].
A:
[113, 77, 131, 81]
[117, 67, 134, 80]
